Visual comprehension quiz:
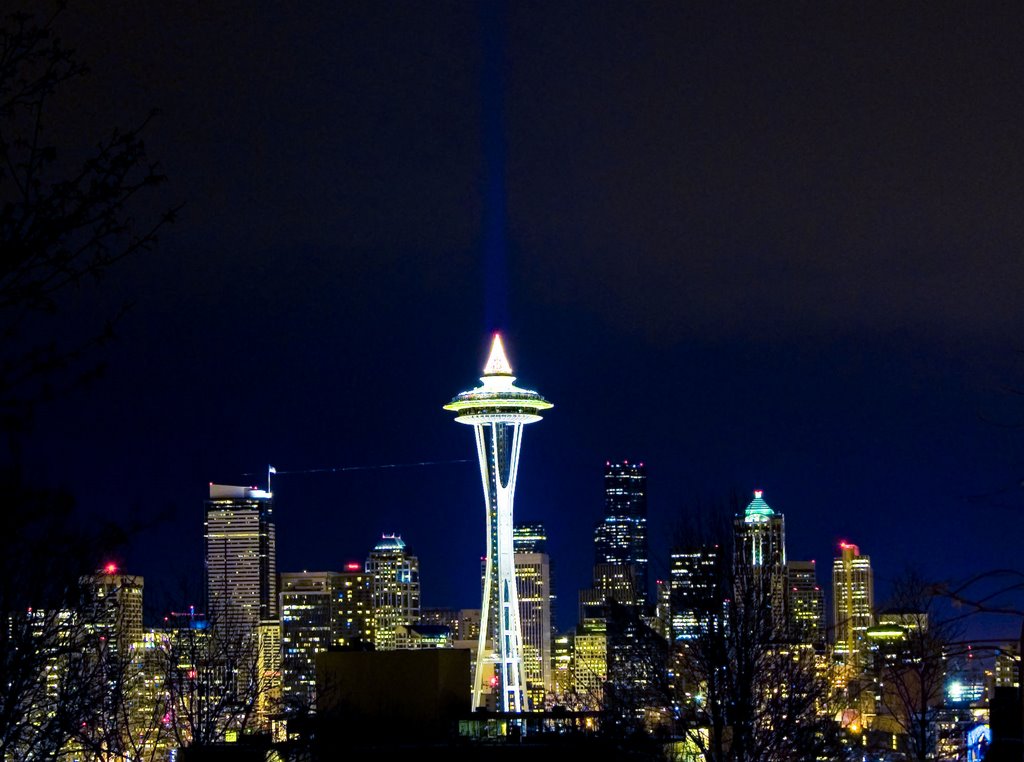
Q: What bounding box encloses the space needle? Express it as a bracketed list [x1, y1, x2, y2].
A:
[445, 333, 552, 712]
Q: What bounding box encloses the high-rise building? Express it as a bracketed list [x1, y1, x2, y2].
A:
[444, 334, 552, 713]
[833, 541, 873, 674]
[256, 618, 282, 725]
[786, 560, 825, 648]
[514, 525, 552, 709]
[552, 633, 575, 701]
[204, 484, 278, 634]
[335, 562, 375, 648]
[366, 534, 420, 651]
[80, 563, 144, 653]
[594, 462, 649, 604]
[279, 571, 341, 710]
[652, 578, 672, 640]
[513, 523, 548, 554]
[574, 613, 607, 710]
[733, 490, 786, 629]
[669, 545, 723, 642]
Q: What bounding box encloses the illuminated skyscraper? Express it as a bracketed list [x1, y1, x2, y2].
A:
[445, 334, 552, 713]
[366, 534, 420, 651]
[733, 490, 786, 628]
[334, 562, 375, 648]
[205, 484, 278, 634]
[786, 560, 825, 648]
[204, 484, 279, 726]
[833, 541, 873, 673]
[80, 564, 144, 653]
[513, 523, 552, 708]
[669, 545, 722, 641]
[594, 462, 649, 604]
[279, 571, 341, 710]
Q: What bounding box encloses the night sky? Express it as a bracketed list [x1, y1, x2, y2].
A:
[18, 2, 1024, 634]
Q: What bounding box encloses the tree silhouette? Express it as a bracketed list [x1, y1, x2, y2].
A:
[0, 2, 173, 441]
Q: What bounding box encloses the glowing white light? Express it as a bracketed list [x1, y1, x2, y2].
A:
[483, 333, 513, 375]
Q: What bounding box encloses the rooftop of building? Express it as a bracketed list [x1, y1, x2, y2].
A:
[743, 489, 775, 521]
[373, 534, 406, 551]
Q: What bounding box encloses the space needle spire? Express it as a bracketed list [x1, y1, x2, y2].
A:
[445, 333, 552, 712]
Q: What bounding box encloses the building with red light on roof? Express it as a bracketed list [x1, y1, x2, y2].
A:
[733, 490, 787, 632]
[833, 541, 874, 676]
[80, 565, 144, 653]
[335, 564, 375, 649]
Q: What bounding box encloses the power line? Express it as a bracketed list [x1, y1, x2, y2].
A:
[242, 458, 471, 479]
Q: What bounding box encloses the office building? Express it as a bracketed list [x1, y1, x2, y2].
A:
[80, 563, 144, 653]
[515, 533, 553, 709]
[574, 614, 607, 710]
[994, 643, 1020, 689]
[594, 462, 649, 604]
[552, 633, 574, 701]
[279, 571, 341, 710]
[513, 523, 548, 554]
[420, 607, 461, 634]
[205, 484, 278, 635]
[733, 490, 786, 629]
[786, 560, 825, 648]
[395, 623, 454, 649]
[669, 545, 722, 642]
[367, 534, 420, 651]
[335, 562, 375, 648]
[833, 541, 873, 674]
[444, 333, 552, 712]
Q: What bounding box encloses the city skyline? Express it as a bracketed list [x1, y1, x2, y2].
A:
[9, 2, 1024, 646]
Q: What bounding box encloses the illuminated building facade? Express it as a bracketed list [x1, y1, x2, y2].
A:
[994, 643, 1020, 689]
[653, 578, 671, 640]
[394, 623, 453, 649]
[552, 633, 574, 700]
[514, 536, 552, 708]
[279, 571, 341, 710]
[733, 490, 786, 628]
[80, 565, 144, 653]
[420, 607, 461, 634]
[669, 545, 722, 642]
[594, 462, 649, 604]
[366, 534, 420, 651]
[257, 619, 282, 725]
[204, 484, 278, 634]
[833, 542, 873, 674]
[786, 560, 825, 648]
[444, 334, 552, 712]
[574, 611, 607, 709]
[335, 563, 375, 648]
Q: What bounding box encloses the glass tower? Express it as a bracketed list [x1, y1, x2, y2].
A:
[594, 462, 649, 604]
[669, 545, 722, 641]
[445, 334, 552, 712]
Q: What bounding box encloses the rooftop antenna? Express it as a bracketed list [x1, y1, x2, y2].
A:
[268, 464, 276, 493]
